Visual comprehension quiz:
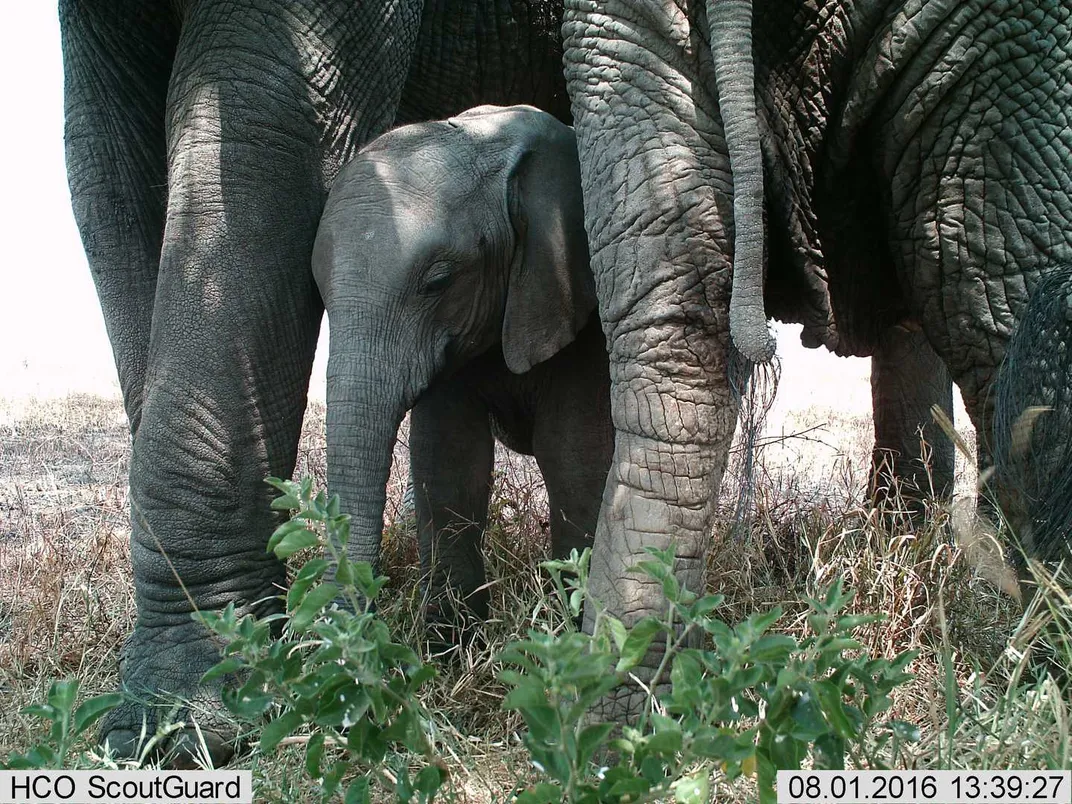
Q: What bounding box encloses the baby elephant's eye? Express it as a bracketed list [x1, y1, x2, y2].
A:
[421, 263, 454, 295]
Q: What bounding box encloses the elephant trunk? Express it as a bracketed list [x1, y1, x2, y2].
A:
[709, 0, 776, 364]
[324, 323, 409, 570]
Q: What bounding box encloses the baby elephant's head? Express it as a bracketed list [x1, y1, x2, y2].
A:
[313, 105, 594, 403]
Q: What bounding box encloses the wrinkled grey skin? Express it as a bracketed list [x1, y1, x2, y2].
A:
[60, 0, 570, 763]
[562, 0, 1072, 717]
[871, 325, 955, 503]
[993, 266, 1072, 568]
[312, 106, 612, 641]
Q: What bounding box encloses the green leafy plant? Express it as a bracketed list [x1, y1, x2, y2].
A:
[2, 679, 121, 770]
[196, 477, 443, 804]
[0, 475, 920, 803]
[500, 547, 918, 803]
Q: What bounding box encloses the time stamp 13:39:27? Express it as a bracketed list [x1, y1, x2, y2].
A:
[776, 770, 1071, 802]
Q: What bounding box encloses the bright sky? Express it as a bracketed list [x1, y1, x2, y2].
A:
[0, 6, 114, 396]
[0, 5, 897, 422]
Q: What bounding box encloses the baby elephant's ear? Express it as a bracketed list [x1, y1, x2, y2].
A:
[499, 111, 597, 374]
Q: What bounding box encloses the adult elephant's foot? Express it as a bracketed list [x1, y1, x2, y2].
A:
[100, 622, 239, 767]
[422, 583, 490, 658]
[588, 666, 665, 723]
[582, 432, 718, 723]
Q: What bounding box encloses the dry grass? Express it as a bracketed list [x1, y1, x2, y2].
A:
[0, 395, 132, 758]
[0, 394, 1068, 800]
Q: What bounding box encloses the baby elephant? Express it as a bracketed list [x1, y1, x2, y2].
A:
[312, 105, 612, 638]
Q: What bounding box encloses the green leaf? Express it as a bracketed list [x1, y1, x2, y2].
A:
[686, 594, 725, 621]
[351, 562, 377, 596]
[819, 637, 863, 655]
[47, 679, 79, 714]
[749, 634, 796, 664]
[520, 705, 559, 744]
[223, 675, 274, 719]
[670, 650, 703, 693]
[568, 588, 584, 618]
[347, 720, 387, 765]
[12, 745, 58, 769]
[267, 478, 301, 511]
[503, 682, 550, 713]
[288, 582, 339, 632]
[269, 521, 320, 559]
[515, 783, 562, 804]
[756, 750, 777, 804]
[3, 756, 37, 771]
[287, 558, 329, 610]
[258, 711, 304, 753]
[20, 704, 56, 721]
[615, 617, 663, 673]
[644, 727, 682, 756]
[835, 613, 882, 630]
[642, 544, 676, 566]
[766, 731, 803, 770]
[672, 771, 711, 804]
[335, 555, 354, 586]
[744, 607, 783, 638]
[608, 777, 651, 799]
[660, 571, 681, 601]
[814, 681, 855, 739]
[408, 664, 436, 687]
[813, 732, 846, 770]
[640, 754, 669, 783]
[304, 732, 325, 777]
[344, 777, 371, 804]
[72, 693, 123, 736]
[200, 656, 247, 684]
[414, 765, 444, 800]
[789, 694, 827, 742]
[314, 680, 366, 728]
[606, 616, 628, 652]
[576, 722, 614, 767]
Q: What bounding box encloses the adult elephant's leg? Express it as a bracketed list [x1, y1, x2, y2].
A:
[59, 2, 178, 432]
[564, 3, 740, 718]
[102, 2, 420, 764]
[870, 323, 955, 504]
[410, 380, 494, 640]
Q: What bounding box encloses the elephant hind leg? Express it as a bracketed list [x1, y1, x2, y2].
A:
[59, 1, 180, 433]
[869, 323, 956, 508]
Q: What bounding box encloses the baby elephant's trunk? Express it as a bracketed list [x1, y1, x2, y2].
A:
[324, 334, 410, 571]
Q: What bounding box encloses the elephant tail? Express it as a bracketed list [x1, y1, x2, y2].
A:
[709, 0, 776, 364]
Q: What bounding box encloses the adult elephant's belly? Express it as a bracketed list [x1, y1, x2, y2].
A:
[395, 0, 572, 126]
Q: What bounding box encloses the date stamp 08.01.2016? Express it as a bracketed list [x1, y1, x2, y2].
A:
[777, 770, 1071, 803]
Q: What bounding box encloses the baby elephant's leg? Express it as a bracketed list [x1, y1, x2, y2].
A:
[532, 325, 614, 560]
[409, 378, 494, 647]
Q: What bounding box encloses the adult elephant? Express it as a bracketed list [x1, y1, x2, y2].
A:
[561, 0, 1072, 718]
[60, 0, 570, 764]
